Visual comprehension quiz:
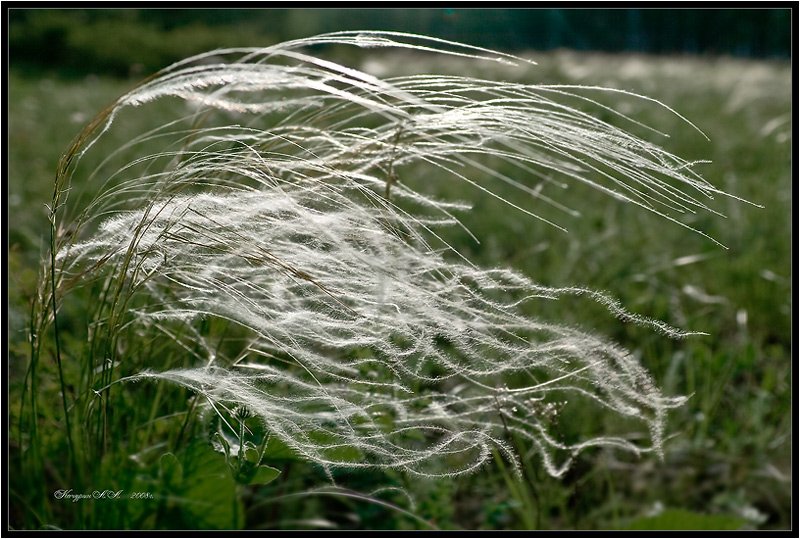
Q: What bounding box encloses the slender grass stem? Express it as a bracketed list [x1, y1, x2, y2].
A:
[48, 207, 77, 482]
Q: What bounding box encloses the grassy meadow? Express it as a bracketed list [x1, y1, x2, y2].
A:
[7, 47, 792, 531]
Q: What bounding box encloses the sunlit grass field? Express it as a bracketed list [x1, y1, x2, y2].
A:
[8, 49, 791, 530]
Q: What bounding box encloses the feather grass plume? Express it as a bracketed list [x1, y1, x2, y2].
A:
[44, 31, 736, 478]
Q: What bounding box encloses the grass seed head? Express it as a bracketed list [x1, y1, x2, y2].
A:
[49, 31, 732, 477]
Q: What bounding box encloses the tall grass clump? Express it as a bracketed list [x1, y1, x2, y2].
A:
[26, 31, 743, 494]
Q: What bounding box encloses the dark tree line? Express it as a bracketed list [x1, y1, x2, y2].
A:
[136, 8, 793, 57]
[9, 8, 791, 78]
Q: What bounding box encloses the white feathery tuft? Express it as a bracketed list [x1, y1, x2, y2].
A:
[53, 32, 725, 477]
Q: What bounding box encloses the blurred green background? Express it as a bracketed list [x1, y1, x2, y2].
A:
[7, 7, 793, 531]
[8, 8, 792, 78]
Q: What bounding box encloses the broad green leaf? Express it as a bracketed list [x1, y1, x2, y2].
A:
[158, 452, 182, 487]
[244, 446, 261, 464]
[248, 465, 281, 485]
[163, 442, 245, 529]
[622, 509, 747, 531]
[263, 435, 300, 461]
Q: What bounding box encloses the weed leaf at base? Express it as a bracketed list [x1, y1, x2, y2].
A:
[621, 508, 747, 531]
[157, 442, 244, 529]
[247, 465, 281, 486]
